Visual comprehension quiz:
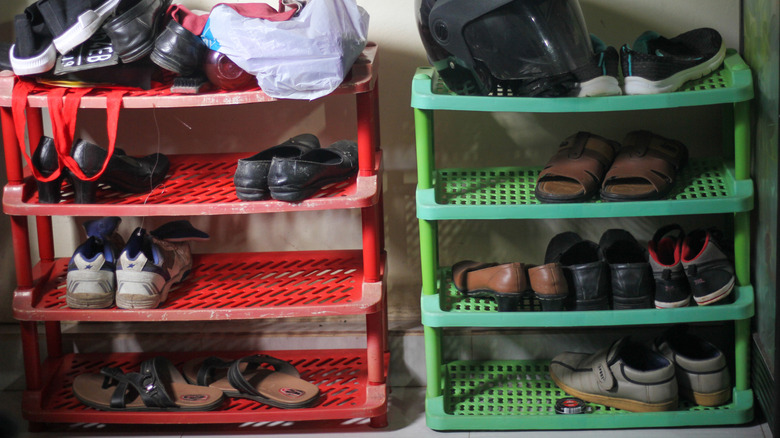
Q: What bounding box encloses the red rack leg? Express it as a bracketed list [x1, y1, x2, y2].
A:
[20, 321, 41, 390]
[356, 87, 376, 177]
[361, 203, 380, 282]
[370, 412, 389, 428]
[366, 310, 385, 384]
[45, 322, 63, 359]
[1, 107, 23, 184]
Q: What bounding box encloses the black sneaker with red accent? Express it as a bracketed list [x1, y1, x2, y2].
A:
[648, 224, 691, 308]
[681, 228, 735, 306]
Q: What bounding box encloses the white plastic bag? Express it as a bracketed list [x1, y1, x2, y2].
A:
[202, 0, 369, 100]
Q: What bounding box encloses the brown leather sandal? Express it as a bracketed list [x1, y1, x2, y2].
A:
[600, 130, 688, 202]
[535, 132, 620, 203]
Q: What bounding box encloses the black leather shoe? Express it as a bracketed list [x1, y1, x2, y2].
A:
[69, 139, 170, 204]
[234, 134, 320, 201]
[268, 140, 359, 202]
[32, 136, 64, 203]
[102, 0, 171, 63]
[545, 231, 610, 311]
[599, 229, 654, 309]
[150, 19, 207, 75]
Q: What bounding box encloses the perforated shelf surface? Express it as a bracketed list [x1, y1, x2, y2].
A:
[425, 360, 752, 430]
[14, 250, 384, 321]
[3, 152, 381, 217]
[22, 350, 387, 424]
[416, 158, 752, 220]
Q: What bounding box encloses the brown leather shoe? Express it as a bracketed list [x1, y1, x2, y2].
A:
[528, 262, 569, 311]
[451, 261, 528, 312]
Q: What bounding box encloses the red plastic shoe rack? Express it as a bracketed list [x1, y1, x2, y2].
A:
[1, 44, 388, 428]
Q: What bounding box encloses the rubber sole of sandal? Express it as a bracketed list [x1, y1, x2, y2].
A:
[623, 42, 726, 95]
[550, 372, 678, 412]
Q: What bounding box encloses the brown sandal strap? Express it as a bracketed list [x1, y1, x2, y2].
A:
[603, 131, 688, 192]
[538, 132, 619, 190]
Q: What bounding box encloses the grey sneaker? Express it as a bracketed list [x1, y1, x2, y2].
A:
[115, 220, 208, 309]
[550, 337, 678, 412]
[681, 228, 735, 305]
[66, 217, 125, 309]
[654, 328, 731, 407]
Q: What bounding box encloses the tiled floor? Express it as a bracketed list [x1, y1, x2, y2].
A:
[0, 386, 772, 438]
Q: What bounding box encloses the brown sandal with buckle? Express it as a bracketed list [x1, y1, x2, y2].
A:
[535, 132, 620, 203]
[600, 130, 688, 202]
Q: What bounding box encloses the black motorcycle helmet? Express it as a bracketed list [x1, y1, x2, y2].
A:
[415, 0, 594, 96]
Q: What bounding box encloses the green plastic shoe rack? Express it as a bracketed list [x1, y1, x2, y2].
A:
[411, 49, 755, 430]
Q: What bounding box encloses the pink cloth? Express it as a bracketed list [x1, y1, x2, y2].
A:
[167, 2, 299, 35]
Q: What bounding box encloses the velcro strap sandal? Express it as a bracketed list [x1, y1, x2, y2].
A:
[535, 132, 619, 203]
[600, 130, 688, 202]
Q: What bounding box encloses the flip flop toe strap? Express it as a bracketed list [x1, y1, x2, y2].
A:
[227, 354, 300, 398]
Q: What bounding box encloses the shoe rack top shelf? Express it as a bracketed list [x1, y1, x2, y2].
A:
[14, 250, 385, 322]
[416, 159, 753, 220]
[23, 350, 387, 425]
[0, 44, 377, 109]
[411, 49, 752, 112]
[3, 152, 381, 216]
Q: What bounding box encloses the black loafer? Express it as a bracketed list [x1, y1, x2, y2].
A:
[102, 0, 172, 63]
[233, 134, 321, 201]
[599, 229, 654, 309]
[268, 140, 359, 202]
[544, 231, 610, 311]
[150, 19, 207, 75]
[69, 139, 170, 204]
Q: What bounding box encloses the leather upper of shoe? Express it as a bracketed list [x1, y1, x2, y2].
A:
[267, 140, 359, 189]
[234, 134, 321, 190]
[70, 139, 170, 192]
[528, 262, 568, 299]
[32, 136, 59, 176]
[451, 261, 528, 295]
[599, 229, 654, 301]
[551, 337, 678, 405]
[654, 331, 730, 396]
[102, 0, 172, 62]
[545, 232, 609, 308]
[151, 19, 207, 75]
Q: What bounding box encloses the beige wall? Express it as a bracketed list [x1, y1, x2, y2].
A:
[0, 1, 741, 323]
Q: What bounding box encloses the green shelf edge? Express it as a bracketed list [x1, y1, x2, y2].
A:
[421, 285, 754, 328]
[424, 388, 753, 430]
[416, 160, 753, 220]
[411, 49, 753, 112]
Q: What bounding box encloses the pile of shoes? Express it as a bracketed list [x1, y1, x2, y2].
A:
[72, 354, 320, 411]
[535, 130, 689, 203]
[549, 326, 732, 412]
[233, 133, 360, 202]
[8, 0, 256, 92]
[32, 135, 170, 204]
[450, 224, 736, 312]
[66, 217, 208, 310]
[575, 28, 726, 96]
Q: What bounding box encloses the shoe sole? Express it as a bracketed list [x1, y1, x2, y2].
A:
[576, 76, 621, 97]
[550, 371, 678, 412]
[66, 269, 116, 309]
[269, 174, 355, 202]
[235, 187, 270, 201]
[9, 43, 57, 76]
[655, 295, 692, 309]
[52, 0, 121, 54]
[693, 276, 735, 305]
[681, 386, 731, 407]
[623, 42, 727, 95]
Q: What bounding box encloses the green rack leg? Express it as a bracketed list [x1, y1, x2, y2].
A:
[414, 108, 434, 190]
[424, 325, 442, 399]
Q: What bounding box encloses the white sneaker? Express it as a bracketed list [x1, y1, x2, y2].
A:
[66, 217, 125, 309]
[115, 220, 208, 309]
